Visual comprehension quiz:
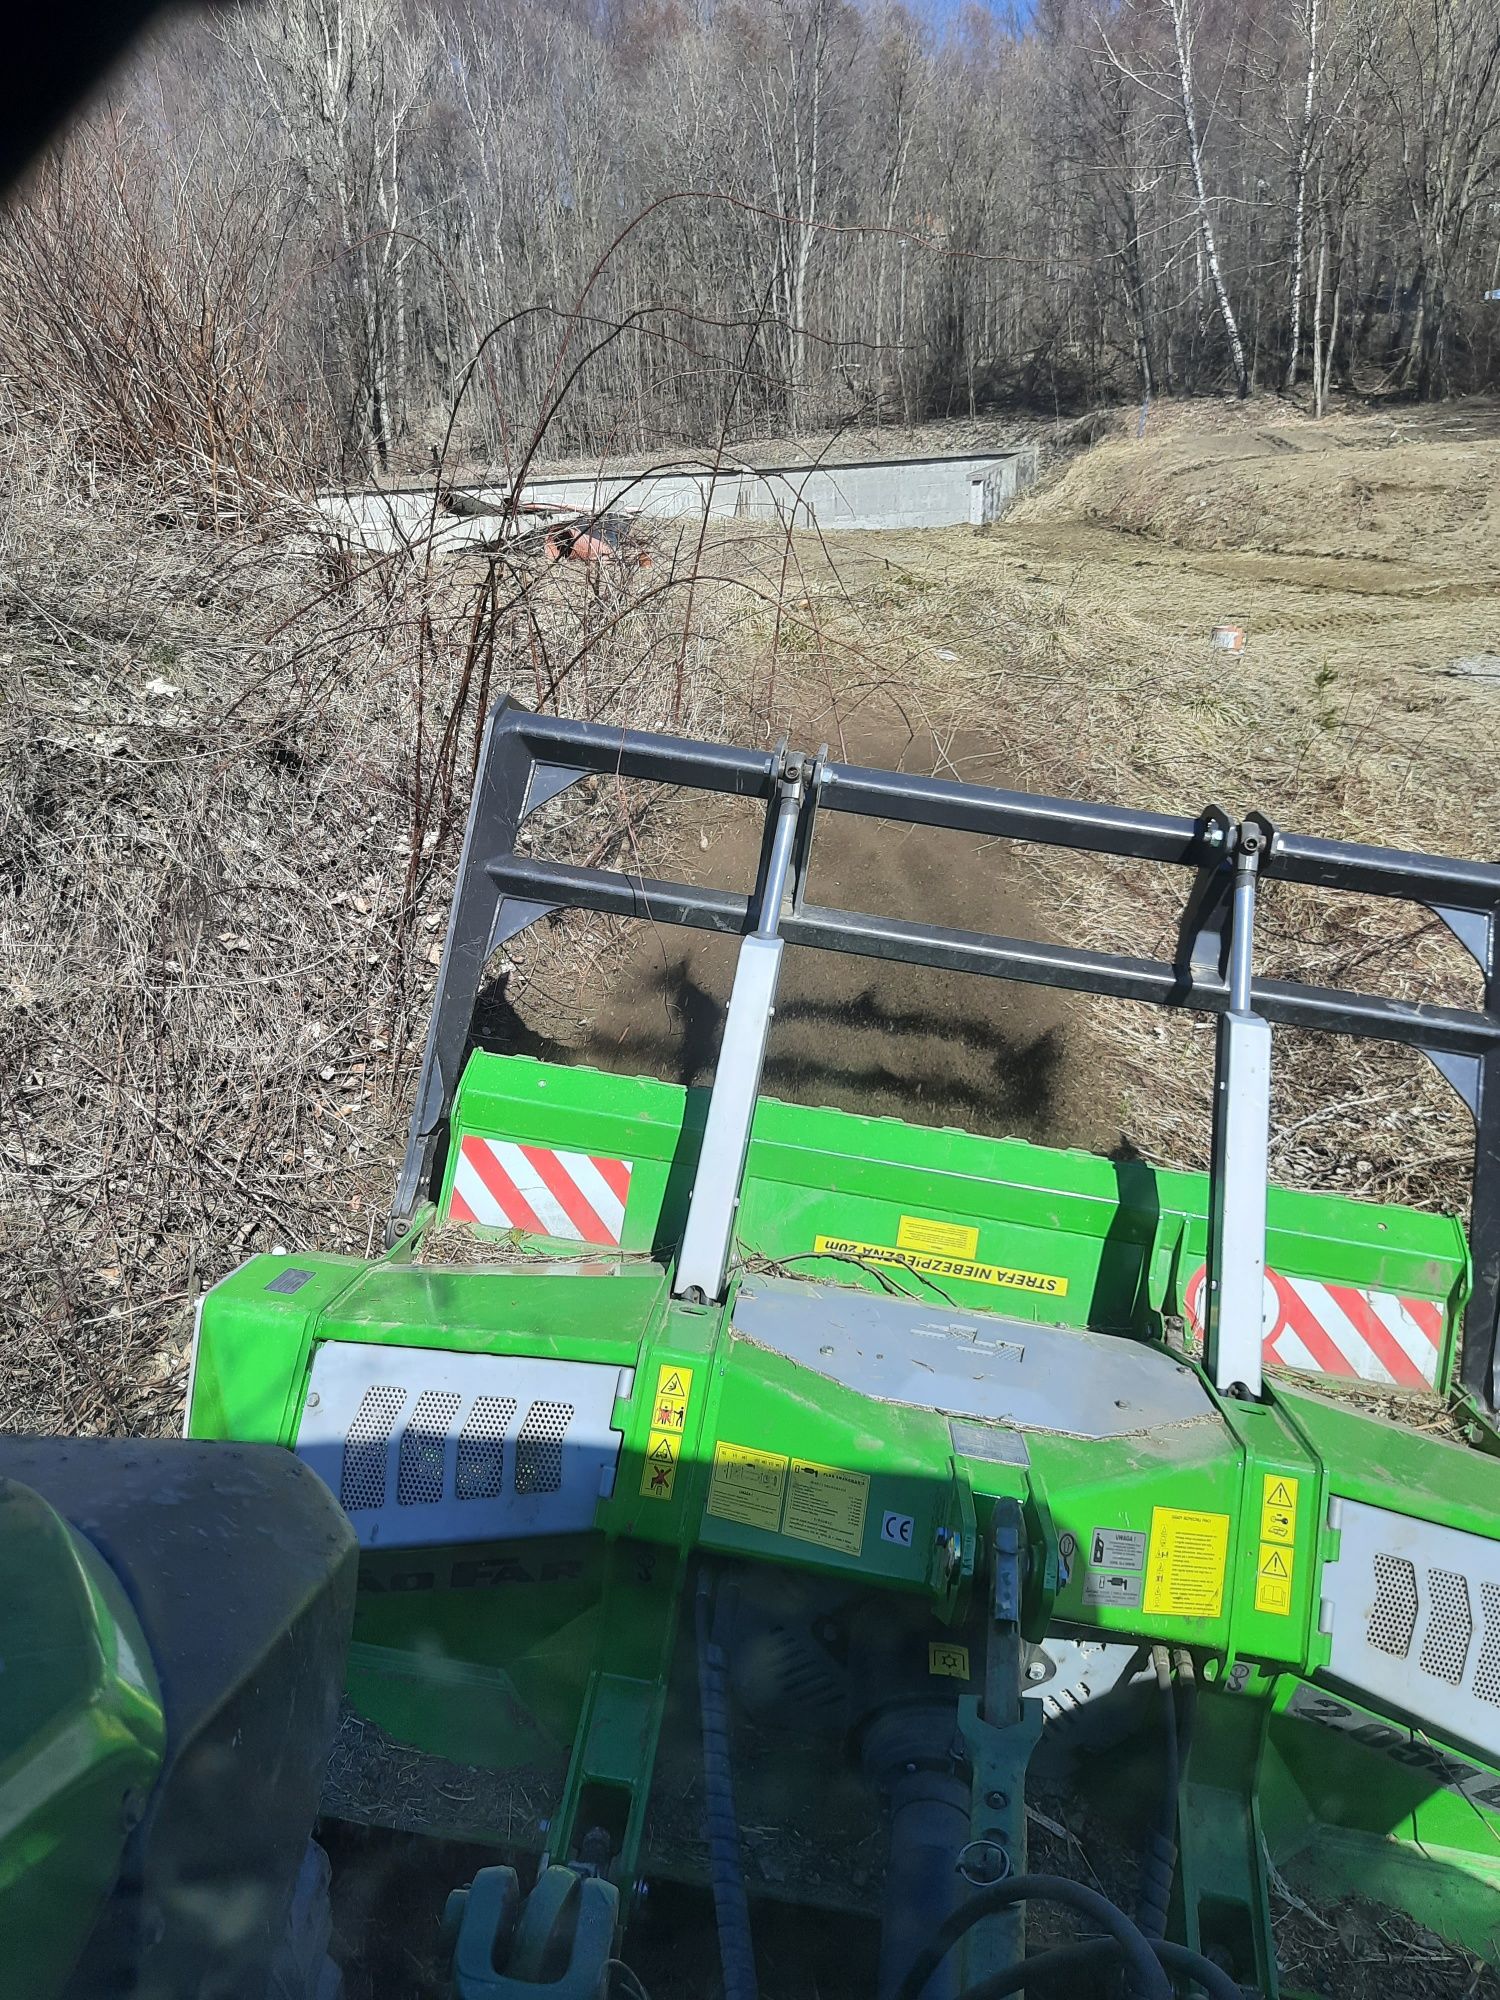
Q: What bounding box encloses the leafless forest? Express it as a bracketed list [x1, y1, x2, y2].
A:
[3, 0, 1500, 491]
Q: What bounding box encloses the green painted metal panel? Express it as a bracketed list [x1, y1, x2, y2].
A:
[180, 1044, 1500, 1951]
[316, 1264, 670, 1368]
[347, 1533, 609, 1765]
[1030, 1423, 1249, 1653]
[1278, 1382, 1500, 1536]
[189, 1252, 367, 1445]
[438, 1060, 696, 1256]
[0, 1481, 165, 2000]
[665, 1327, 960, 1592]
[1263, 1677, 1500, 1961]
[444, 1052, 1467, 1350]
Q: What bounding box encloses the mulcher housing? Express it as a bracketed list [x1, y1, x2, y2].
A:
[189, 703, 1500, 1995]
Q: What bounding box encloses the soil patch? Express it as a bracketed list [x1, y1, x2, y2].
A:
[504, 705, 1120, 1156]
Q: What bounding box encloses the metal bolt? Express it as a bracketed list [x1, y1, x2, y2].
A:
[306, 1391, 320, 1409]
[1027, 1661, 1047, 1682]
[985, 1790, 1008, 1810]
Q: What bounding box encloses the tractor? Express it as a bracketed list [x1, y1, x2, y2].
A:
[7, 701, 1500, 1998]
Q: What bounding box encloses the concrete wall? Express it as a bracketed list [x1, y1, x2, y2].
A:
[323, 447, 1038, 553]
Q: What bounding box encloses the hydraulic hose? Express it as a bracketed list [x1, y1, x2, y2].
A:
[860, 1704, 972, 2000]
[951, 1934, 1244, 2000]
[892, 1875, 1172, 2000]
[695, 1573, 758, 2000]
[1174, 1650, 1198, 1773]
[1136, 1646, 1180, 1942]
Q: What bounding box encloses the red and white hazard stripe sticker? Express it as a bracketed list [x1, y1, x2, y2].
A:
[449, 1137, 632, 1246]
[1184, 1263, 1444, 1390]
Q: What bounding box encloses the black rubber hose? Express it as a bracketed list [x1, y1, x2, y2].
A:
[892, 1875, 1172, 2000]
[1151, 1939, 1242, 2000]
[951, 1934, 1245, 2000]
[955, 1940, 1102, 1996]
[1136, 1646, 1180, 1943]
[695, 1573, 758, 2000]
[1174, 1650, 1198, 1776]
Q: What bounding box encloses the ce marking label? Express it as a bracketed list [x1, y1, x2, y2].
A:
[881, 1511, 916, 1547]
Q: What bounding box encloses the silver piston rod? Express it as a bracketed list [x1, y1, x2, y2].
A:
[674, 763, 807, 1302]
[1205, 824, 1270, 1398]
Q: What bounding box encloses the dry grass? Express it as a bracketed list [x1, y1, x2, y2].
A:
[1273, 1892, 1500, 2000]
[0, 418, 757, 1437]
[955, 588, 1490, 1213]
[785, 404, 1500, 1222]
[1015, 395, 1500, 570]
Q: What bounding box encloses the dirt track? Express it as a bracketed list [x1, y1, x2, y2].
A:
[506, 710, 1119, 1155]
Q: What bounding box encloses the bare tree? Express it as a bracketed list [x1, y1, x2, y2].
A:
[1364, 0, 1500, 396]
[9, 0, 1500, 480]
[229, 0, 431, 467]
[1162, 0, 1251, 396]
[1284, 0, 1323, 388]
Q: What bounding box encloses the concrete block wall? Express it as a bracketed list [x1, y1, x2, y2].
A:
[322, 448, 1040, 552]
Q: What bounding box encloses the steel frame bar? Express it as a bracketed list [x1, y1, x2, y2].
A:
[396, 702, 1500, 1412]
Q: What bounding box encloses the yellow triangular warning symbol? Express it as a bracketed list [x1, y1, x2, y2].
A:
[1267, 1479, 1294, 1507]
[660, 1371, 685, 1396]
[650, 1436, 676, 1462]
[1261, 1549, 1289, 1577]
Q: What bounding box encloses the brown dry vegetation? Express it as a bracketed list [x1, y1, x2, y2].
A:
[5, 393, 1500, 1443]
[0, 423, 764, 1436]
[738, 396, 1500, 1223]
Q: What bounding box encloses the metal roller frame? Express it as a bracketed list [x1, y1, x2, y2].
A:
[394, 700, 1500, 1414]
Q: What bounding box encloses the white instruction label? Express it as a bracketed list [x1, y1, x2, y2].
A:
[1090, 1527, 1147, 1572]
[1083, 1570, 1144, 1609]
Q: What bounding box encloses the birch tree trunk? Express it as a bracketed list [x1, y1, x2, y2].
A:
[1165, 0, 1250, 397]
[1311, 183, 1328, 416]
[1285, 0, 1322, 390]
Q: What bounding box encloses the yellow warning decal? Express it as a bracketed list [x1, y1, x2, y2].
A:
[1255, 1541, 1295, 1616]
[1259, 1472, 1299, 1546]
[928, 1641, 971, 1680]
[651, 1363, 693, 1435]
[639, 1429, 680, 1502]
[1143, 1507, 1231, 1619]
[782, 1459, 870, 1556]
[706, 1440, 788, 1533]
[814, 1235, 1068, 1299]
[898, 1214, 980, 1261]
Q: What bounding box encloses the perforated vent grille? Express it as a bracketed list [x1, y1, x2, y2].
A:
[1418, 1568, 1474, 1684]
[302, 1348, 625, 1548]
[397, 1390, 461, 1504]
[1476, 1584, 1500, 1708]
[456, 1395, 517, 1501]
[1368, 1552, 1419, 1658]
[1321, 1499, 1500, 1765]
[340, 1385, 407, 1510]
[515, 1400, 572, 1494]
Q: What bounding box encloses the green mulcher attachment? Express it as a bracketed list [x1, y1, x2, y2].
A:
[186, 702, 1500, 1997]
